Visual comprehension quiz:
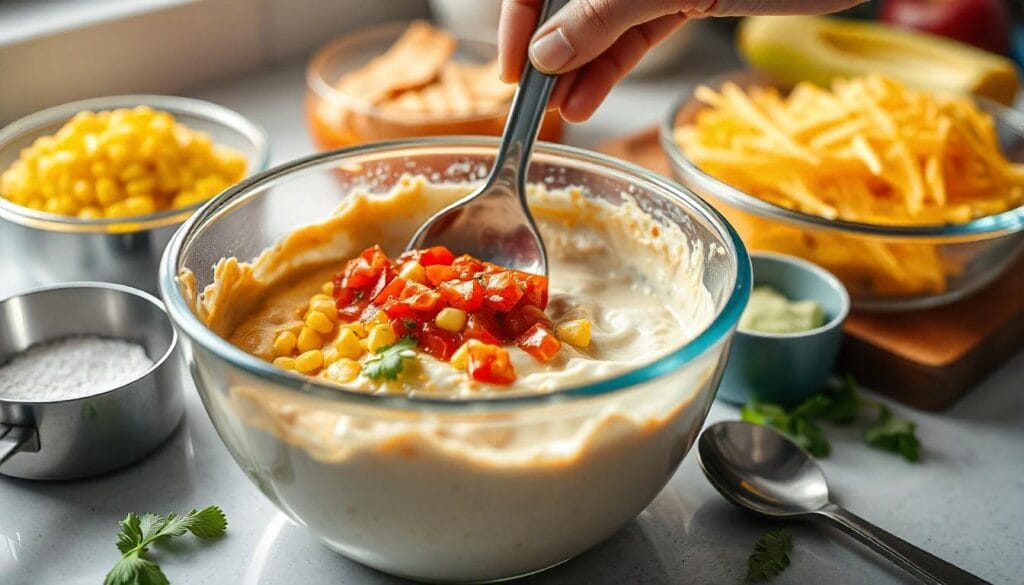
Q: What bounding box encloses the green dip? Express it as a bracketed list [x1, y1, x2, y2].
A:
[739, 286, 825, 334]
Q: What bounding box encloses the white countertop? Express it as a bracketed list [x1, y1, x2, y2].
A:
[2, 25, 1023, 585]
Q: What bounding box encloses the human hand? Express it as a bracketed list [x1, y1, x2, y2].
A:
[499, 0, 866, 122]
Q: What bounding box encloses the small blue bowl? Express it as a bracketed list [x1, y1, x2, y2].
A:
[718, 252, 850, 407]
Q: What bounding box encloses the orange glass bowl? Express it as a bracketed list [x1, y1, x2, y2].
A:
[305, 22, 563, 151]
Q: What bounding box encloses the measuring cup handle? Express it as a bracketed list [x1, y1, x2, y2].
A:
[0, 424, 39, 466]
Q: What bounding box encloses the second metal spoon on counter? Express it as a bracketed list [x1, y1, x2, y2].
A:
[405, 0, 570, 276]
[698, 421, 991, 585]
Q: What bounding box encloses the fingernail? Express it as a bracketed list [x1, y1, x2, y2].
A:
[530, 28, 574, 72]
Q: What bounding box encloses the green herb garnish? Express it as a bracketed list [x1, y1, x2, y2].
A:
[741, 375, 921, 461]
[746, 529, 793, 582]
[104, 506, 227, 585]
[741, 397, 830, 457]
[865, 404, 920, 462]
[362, 337, 417, 381]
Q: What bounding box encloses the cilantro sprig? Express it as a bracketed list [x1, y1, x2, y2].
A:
[362, 337, 417, 381]
[741, 375, 921, 462]
[747, 529, 793, 582]
[104, 506, 227, 585]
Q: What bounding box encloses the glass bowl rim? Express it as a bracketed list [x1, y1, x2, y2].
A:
[0, 94, 271, 233]
[159, 136, 752, 412]
[660, 70, 1024, 239]
[306, 20, 514, 125]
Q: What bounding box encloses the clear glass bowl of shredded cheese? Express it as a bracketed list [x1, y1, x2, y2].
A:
[662, 70, 1024, 311]
[159, 138, 750, 583]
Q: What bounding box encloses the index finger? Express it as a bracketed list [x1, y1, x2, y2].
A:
[498, 0, 542, 83]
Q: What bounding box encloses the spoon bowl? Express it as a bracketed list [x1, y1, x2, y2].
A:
[406, 0, 570, 276]
[698, 420, 830, 517]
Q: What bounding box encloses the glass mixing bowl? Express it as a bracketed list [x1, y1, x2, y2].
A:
[662, 71, 1024, 311]
[159, 138, 750, 583]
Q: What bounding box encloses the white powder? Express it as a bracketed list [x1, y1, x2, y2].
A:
[0, 335, 154, 402]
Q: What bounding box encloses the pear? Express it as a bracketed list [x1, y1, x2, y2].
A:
[738, 15, 1019, 106]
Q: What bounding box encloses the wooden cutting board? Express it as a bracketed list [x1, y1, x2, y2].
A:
[597, 127, 1024, 410]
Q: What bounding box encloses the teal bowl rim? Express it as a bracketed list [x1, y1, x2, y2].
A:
[737, 251, 850, 340]
[0, 94, 271, 231]
[159, 136, 752, 412]
[660, 70, 1024, 239]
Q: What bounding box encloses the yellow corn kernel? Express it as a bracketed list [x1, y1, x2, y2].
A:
[349, 320, 369, 337]
[272, 356, 296, 371]
[305, 310, 334, 335]
[333, 327, 363, 359]
[95, 177, 123, 205]
[273, 330, 297, 356]
[77, 206, 103, 220]
[295, 350, 324, 373]
[124, 176, 156, 197]
[556, 319, 592, 348]
[320, 281, 334, 295]
[450, 340, 483, 371]
[296, 326, 323, 353]
[323, 359, 361, 384]
[398, 261, 426, 283]
[321, 345, 342, 366]
[121, 195, 157, 217]
[71, 179, 95, 203]
[435, 307, 467, 332]
[119, 162, 147, 182]
[371, 310, 389, 325]
[309, 297, 337, 319]
[367, 324, 397, 353]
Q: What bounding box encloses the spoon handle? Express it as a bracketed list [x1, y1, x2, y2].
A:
[491, 0, 570, 193]
[815, 503, 991, 585]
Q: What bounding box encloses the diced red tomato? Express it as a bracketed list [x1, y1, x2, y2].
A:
[515, 323, 561, 362]
[482, 272, 524, 312]
[451, 255, 485, 279]
[373, 276, 407, 305]
[439, 279, 484, 312]
[390, 316, 418, 338]
[382, 299, 415, 319]
[464, 311, 503, 345]
[503, 305, 551, 339]
[511, 272, 549, 310]
[418, 246, 455, 266]
[336, 303, 365, 322]
[399, 245, 455, 267]
[417, 322, 462, 361]
[425, 264, 459, 286]
[467, 343, 517, 385]
[331, 246, 560, 381]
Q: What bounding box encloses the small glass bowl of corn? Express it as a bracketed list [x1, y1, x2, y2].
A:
[0, 95, 269, 292]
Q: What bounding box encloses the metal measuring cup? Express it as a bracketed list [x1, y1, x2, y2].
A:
[0, 282, 184, 480]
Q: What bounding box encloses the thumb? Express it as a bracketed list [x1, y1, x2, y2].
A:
[528, 0, 686, 74]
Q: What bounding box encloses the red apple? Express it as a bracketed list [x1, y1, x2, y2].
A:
[880, 0, 1011, 55]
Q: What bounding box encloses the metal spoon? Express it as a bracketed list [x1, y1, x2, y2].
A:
[406, 0, 570, 276]
[697, 421, 990, 585]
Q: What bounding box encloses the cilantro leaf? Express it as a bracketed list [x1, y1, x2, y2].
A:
[740, 375, 921, 462]
[105, 507, 227, 585]
[741, 400, 830, 457]
[746, 529, 793, 582]
[865, 405, 920, 462]
[116, 513, 144, 554]
[362, 337, 417, 381]
[104, 553, 169, 585]
[817, 374, 860, 425]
